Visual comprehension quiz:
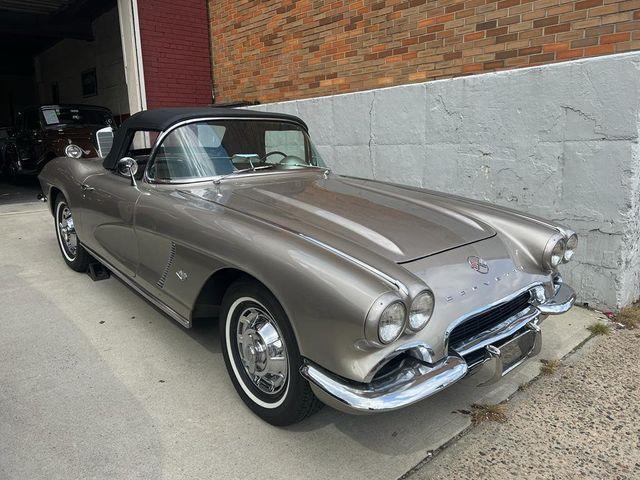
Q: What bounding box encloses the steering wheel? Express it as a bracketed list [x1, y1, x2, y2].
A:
[263, 151, 288, 162]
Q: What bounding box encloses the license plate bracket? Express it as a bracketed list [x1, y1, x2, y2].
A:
[499, 327, 537, 376]
[471, 322, 542, 386]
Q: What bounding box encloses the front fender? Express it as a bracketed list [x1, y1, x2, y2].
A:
[38, 158, 77, 215]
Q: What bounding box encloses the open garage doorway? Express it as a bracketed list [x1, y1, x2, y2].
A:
[0, 0, 212, 202]
[33, 5, 130, 124]
[0, 0, 144, 201]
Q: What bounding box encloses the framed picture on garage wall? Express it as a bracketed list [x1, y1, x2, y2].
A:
[81, 68, 97, 97]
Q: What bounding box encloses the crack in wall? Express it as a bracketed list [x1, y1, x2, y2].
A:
[436, 94, 455, 116]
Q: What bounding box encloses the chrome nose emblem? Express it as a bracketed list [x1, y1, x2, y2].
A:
[468, 256, 489, 274]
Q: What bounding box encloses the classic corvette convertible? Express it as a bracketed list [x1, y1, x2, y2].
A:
[38, 108, 577, 425]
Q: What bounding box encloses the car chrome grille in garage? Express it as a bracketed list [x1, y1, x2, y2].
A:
[96, 127, 114, 158]
[448, 291, 532, 347]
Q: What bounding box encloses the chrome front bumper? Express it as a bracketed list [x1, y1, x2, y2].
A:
[300, 283, 575, 414]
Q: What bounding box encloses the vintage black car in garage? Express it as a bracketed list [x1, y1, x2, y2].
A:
[1, 104, 114, 178]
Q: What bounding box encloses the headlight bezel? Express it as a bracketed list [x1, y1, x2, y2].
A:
[365, 292, 407, 346]
[408, 289, 435, 332]
[542, 233, 566, 270]
[65, 144, 83, 159]
[563, 232, 578, 263]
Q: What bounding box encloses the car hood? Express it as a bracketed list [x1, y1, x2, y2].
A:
[186, 173, 496, 263]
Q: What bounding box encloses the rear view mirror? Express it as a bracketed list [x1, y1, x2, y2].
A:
[96, 126, 114, 158]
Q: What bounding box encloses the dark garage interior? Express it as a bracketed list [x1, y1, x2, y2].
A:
[0, 0, 129, 199]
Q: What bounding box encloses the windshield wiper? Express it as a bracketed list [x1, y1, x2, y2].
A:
[213, 164, 274, 184]
[284, 163, 332, 176]
[285, 162, 325, 169]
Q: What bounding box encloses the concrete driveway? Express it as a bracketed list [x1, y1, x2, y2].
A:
[0, 195, 600, 480]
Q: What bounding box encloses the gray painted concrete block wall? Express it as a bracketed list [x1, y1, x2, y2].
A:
[249, 52, 640, 310]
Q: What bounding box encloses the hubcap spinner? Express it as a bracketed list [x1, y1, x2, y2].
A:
[235, 306, 288, 395]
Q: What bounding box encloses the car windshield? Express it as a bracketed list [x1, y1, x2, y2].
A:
[41, 107, 113, 127]
[147, 119, 326, 182]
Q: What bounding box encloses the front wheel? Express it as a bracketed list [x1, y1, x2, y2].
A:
[54, 194, 91, 272]
[220, 279, 323, 426]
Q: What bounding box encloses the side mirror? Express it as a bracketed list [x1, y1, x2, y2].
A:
[117, 157, 138, 186]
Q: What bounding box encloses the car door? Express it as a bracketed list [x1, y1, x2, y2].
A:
[76, 170, 142, 278]
[76, 129, 162, 277]
[132, 184, 197, 321]
[132, 123, 231, 321]
[14, 109, 44, 167]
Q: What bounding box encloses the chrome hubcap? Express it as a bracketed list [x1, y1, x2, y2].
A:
[236, 306, 288, 395]
[58, 205, 77, 258]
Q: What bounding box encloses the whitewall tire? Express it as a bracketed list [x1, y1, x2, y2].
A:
[54, 194, 91, 272]
[219, 279, 322, 425]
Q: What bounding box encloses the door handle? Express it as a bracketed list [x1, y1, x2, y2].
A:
[81, 184, 94, 192]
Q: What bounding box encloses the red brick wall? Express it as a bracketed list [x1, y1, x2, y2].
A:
[209, 0, 640, 103]
[138, 0, 213, 108]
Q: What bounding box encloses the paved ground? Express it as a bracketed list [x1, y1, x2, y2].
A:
[0, 192, 602, 480]
[409, 328, 640, 480]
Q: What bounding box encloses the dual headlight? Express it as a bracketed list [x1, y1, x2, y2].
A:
[543, 231, 578, 270]
[369, 290, 435, 345]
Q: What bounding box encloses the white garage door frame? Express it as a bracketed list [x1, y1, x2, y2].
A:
[117, 0, 147, 115]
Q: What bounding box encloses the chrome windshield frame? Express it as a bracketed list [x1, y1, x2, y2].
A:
[142, 116, 314, 185]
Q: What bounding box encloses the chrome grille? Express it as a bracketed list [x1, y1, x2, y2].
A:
[448, 292, 531, 348]
[96, 128, 114, 158]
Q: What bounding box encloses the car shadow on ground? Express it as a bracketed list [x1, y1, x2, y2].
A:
[106, 273, 223, 354]
[185, 316, 221, 353]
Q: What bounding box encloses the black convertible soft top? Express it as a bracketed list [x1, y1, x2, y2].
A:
[103, 107, 307, 170]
